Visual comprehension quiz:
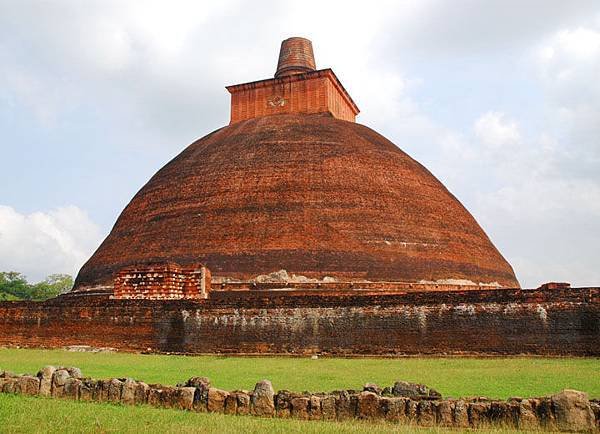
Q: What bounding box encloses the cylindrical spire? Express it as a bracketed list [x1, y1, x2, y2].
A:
[275, 37, 316, 78]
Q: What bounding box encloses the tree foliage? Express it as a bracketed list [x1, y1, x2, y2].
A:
[0, 272, 73, 301]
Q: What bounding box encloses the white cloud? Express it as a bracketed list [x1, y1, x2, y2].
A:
[0, 205, 102, 282]
[537, 25, 600, 155]
[474, 112, 521, 149]
[467, 113, 600, 288]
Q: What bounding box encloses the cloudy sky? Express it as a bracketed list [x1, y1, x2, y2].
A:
[1, 0, 599, 287]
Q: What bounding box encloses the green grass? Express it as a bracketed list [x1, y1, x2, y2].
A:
[1, 349, 597, 433]
[0, 394, 518, 433]
[0, 348, 599, 399]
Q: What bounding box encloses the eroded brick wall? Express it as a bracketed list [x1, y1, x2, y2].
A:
[0, 287, 597, 355]
[113, 264, 210, 300]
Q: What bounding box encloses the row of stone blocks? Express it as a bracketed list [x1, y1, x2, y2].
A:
[1, 367, 598, 432]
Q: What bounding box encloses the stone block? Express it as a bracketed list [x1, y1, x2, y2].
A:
[147, 387, 162, 407]
[236, 391, 251, 415]
[251, 380, 275, 417]
[1, 377, 17, 393]
[406, 399, 418, 421]
[174, 387, 195, 410]
[158, 387, 177, 408]
[468, 402, 491, 428]
[518, 398, 540, 430]
[134, 382, 149, 405]
[537, 397, 557, 430]
[321, 395, 336, 420]
[274, 390, 292, 418]
[334, 391, 356, 420]
[79, 380, 96, 402]
[184, 376, 210, 390]
[488, 401, 517, 428]
[51, 369, 70, 398]
[107, 378, 123, 403]
[381, 397, 407, 422]
[309, 395, 322, 420]
[357, 391, 381, 419]
[224, 392, 239, 415]
[290, 396, 310, 420]
[551, 389, 596, 432]
[453, 400, 469, 428]
[436, 400, 454, 426]
[121, 379, 137, 405]
[37, 366, 56, 397]
[363, 383, 382, 394]
[207, 387, 229, 413]
[63, 378, 81, 400]
[590, 401, 600, 429]
[16, 375, 40, 396]
[417, 400, 436, 426]
[391, 380, 441, 400]
[93, 380, 108, 401]
[67, 367, 83, 379]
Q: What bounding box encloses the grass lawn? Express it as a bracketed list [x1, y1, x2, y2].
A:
[0, 348, 598, 399]
[0, 393, 518, 433]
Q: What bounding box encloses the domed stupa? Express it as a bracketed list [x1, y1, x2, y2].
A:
[73, 37, 519, 294]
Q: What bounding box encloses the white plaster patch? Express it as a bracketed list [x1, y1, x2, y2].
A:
[503, 303, 520, 315]
[181, 310, 190, 322]
[537, 305, 548, 322]
[454, 304, 476, 315]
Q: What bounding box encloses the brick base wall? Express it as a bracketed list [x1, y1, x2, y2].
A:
[0, 287, 598, 355]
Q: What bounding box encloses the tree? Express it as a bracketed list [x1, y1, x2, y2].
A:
[0, 272, 73, 301]
[30, 274, 73, 300]
[0, 272, 30, 299]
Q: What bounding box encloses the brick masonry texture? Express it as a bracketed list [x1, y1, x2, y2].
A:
[227, 70, 359, 123]
[113, 263, 211, 300]
[275, 37, 316, 78]
[0, 287, 597, 355]
[0, 367, 598, 431]
[73, 113, 519, 291]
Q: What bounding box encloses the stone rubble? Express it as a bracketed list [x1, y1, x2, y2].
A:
[0, 368, 597, 432]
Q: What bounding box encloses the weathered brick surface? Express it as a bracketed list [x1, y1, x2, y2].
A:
[72, 112, 519, 291]
[275, 37, 316, 78]
[113, 263, 210, 300]
[0, 287, 598, 355]
[227, 70, 358, 123]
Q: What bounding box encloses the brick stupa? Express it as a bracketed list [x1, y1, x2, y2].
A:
[73, 37, 519, 294]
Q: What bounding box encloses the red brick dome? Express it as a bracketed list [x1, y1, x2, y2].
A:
[74, 112, 519, 290]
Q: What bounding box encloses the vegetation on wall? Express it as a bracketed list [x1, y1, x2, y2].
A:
[0, 272, 72, 301]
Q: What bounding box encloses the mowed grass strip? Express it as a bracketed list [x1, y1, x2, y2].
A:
[0, 348, 598, 399]
[0, 394, 519, 434]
